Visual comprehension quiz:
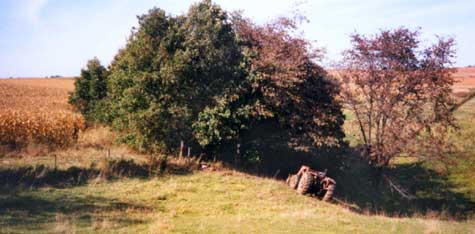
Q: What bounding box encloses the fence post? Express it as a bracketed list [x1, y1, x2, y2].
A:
[187, 147, 191, 157]
[179, 140, 184, 157]
[54, 154, 57, 171]
[235, 143, 241, 167]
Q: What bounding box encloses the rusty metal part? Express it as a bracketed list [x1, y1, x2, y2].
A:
[287, 165, 336, 202]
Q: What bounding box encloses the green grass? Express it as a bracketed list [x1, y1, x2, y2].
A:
[447, 97, 475, 197]
[1, 171, 474, 234]
[341, 96, 475, 201]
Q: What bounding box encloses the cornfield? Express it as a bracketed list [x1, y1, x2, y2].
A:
[0, 79, 85, 147]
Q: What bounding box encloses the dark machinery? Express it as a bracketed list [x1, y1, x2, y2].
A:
[286, 165, 336, 201]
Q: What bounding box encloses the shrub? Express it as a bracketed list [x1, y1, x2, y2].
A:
[69, 57, 109, 121]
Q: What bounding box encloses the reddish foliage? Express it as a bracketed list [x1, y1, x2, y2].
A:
[337, 28, 457, 167]
[230, 14, 345, 148]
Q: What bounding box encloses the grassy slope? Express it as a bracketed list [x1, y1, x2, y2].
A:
[1, 171, 474, 234]
[448, 96, 475, 197]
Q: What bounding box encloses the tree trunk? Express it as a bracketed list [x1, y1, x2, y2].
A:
[371, 166, 385, 188]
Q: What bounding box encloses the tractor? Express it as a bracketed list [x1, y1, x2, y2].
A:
[286, 165, 336, 201]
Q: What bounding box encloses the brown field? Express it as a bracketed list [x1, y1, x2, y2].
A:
[0, 78, 75, 111]
[0, 78, 85, 148]
[0, 77, 75, 90]
[330, 67, 475, 93]
[453, 67, 475, 92]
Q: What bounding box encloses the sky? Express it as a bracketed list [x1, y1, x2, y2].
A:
[0, 0, 474, 77]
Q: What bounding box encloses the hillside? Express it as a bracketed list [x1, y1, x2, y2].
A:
[1, 168, 474, 234]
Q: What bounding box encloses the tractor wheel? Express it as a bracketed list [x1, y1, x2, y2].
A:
[287, 174, 300, 190]
[297, 172, 314, 195]
[322, 184, 335, 202]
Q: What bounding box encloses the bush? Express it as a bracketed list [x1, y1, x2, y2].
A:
[69, 57, 109, 121]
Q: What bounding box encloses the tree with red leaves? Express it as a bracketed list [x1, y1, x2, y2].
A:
[194, 13, 345, 161]
[337, 28, 457, 169]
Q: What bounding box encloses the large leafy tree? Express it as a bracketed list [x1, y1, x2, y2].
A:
[106, 1, 246, 152]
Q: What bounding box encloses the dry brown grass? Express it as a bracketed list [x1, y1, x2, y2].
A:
[453, 67, 475, 93]
[0, 78, 74, 111]
[0, 77, 75, 90]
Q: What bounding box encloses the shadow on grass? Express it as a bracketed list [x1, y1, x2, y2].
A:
[212, 120, 475, 220]
[0, 157, 196, 189]
[329, 150, 475, 220]
[0, 157, 198, 231]
[350, 160, 475, 220]
[0, 187, 152, 231]
[242, 145, 475, 220]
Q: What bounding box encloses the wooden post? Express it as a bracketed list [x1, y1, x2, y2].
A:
[179, 141, 184, 157]
[235, 143, 241, 167]
[54, 154, 57, 171]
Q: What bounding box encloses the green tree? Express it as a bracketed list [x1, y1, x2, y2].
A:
[105, 1, 245, 152]
[69, 57, 108, 120]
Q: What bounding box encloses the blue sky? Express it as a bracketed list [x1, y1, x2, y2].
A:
[0, 0, 473, 77]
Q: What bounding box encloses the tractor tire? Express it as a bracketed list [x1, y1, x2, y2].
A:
[287, 174, 300, 190]
[297, 172, 314, 195]
[322, 184, 335, 202]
